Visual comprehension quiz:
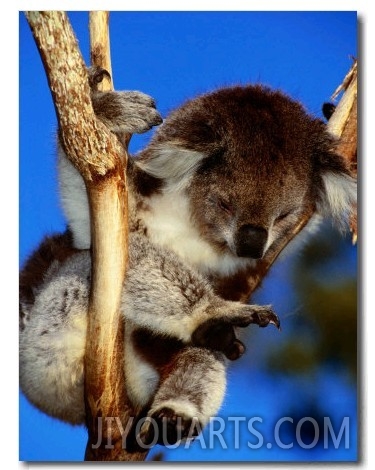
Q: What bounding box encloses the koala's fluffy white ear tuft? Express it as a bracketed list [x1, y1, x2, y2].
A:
[318, 171, 357, 230]
[136, 144, 206, 191]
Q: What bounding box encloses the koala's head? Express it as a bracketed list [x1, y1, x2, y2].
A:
[138, 85, 356, 260]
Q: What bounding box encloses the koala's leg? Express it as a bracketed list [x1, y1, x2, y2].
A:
[138, 347, 226, 447]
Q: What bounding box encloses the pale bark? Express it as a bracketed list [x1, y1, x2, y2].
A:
[89, 11, 113, 91]
[327, 59, 358, 243]
[25, 11, 144, 461]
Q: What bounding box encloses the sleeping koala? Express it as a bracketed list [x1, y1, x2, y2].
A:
[19, 67, 356, 447]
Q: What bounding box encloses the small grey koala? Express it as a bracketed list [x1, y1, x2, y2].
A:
[19, 232, 279, 444]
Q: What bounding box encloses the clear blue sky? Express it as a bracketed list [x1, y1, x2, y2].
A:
[19, 10, 357, 462]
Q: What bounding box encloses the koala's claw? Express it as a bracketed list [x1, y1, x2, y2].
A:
[139, 407, 199, 447]
[192, 304, 280, 360]
[251, 306, 281, 330]
[87, 66, 112, 91]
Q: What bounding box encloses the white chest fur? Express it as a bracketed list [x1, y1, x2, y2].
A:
[140, 191, 252, 277]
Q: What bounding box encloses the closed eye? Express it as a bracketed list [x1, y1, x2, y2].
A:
[218, 198, 233, 215]
[275, 210, 292, 223]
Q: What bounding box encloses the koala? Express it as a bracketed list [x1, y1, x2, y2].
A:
[20, 68, 281, 446]
[58, 69, 356, 302]
[20, 67, 356, 447]
[19, 232, 279, 444]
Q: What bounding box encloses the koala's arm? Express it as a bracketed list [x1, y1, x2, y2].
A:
[58, 67, 162, 249]
[125, 234, 279, 360]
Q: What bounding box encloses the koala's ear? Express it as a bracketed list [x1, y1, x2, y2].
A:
[314, 137, 357, 229]
[136, 144, 207, 191]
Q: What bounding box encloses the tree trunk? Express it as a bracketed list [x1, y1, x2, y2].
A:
[25, 11, 147, 461]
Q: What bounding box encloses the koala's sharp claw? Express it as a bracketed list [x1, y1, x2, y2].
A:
[252, 307, 280, 330]
[269, 318, 281, 331]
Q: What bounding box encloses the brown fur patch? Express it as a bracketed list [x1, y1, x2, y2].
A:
[19, 231, 80, 317]
[130, 328, 185, 380]
[211, 268, 254, 302]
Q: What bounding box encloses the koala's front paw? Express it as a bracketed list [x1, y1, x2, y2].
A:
[247, 305, 280, 329]
[92, 91, 163, 135]
[89, 68, 163, 135]
[192, 304, 280, 361]
[138, 407, 200, 447]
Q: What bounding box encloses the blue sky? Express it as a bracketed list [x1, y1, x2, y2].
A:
[19, 10, 357, 463]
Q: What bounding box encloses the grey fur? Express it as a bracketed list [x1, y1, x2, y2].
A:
[20, 233, 278, 426]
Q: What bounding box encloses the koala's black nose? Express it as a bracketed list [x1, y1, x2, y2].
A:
[235, 225, 268, 259]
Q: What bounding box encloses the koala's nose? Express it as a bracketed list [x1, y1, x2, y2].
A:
[235, 225, 268, 259]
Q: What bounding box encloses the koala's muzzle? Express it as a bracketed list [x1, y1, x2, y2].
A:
[235, 225, 268, 259]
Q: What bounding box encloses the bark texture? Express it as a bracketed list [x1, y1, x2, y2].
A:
[327, 59, 358, 243]
[25, 11, 143, 461]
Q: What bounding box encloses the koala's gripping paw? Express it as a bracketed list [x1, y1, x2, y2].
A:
[138, 407, 200, 447]
[88, 67, 163, 135]
[92, 91, 163, 135]
[192, 305, 280, 361]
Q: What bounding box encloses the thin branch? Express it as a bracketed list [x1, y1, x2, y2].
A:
[89, 11, 113, 91]
[25, 11, 142, 461]
[85, 10, 145, 461]
[89, 11, 131, 150]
